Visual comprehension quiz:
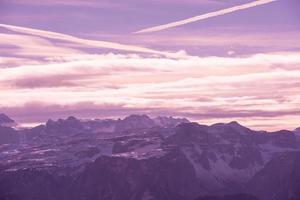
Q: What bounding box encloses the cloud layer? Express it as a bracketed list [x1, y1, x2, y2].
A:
[1, 50, 300, 131]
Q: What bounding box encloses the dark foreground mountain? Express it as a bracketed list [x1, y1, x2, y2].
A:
[0, 114, 299, 200]
[195, 193, 259, 200]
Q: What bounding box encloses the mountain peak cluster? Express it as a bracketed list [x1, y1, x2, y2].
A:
[0, 113, 300, 200]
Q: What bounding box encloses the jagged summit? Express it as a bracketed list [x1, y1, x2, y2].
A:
[122, 114, 151, 122]
[40, 114, 190, 136]
[0, 113, 16, 127]
[45, 116, 82, 127]
[209, 120, 253, 136]
[0, 113, 14, 124]
[66, 116, 78, 121]
[153, 116, 189, 127]
[114, 114, 155, 132]
[228, 120, 243, 126]
[211, 121, 246, 128]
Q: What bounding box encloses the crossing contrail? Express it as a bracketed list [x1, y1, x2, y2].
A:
[135, 0, 277, 34]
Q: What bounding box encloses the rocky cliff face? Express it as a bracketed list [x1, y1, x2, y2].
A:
[246, 151, 300, 200]
[0, 125, 19, 144]
[0, 114, 299, 200]
[75, 149, 201, 200]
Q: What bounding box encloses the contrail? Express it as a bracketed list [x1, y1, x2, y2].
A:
[135, 0, 277, 34]
[0, 23, 176, 57]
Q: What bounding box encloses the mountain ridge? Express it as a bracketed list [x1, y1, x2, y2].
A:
[0, 113, 299, 200]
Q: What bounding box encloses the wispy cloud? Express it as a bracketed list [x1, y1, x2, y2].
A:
[0, 57, 40, 68]
[1, 0, 124, 9]
[2, 52, 300, 89]
[135, 0, 277, 34]
[0, 33, 83, 58]
[0, 23, 179, 58]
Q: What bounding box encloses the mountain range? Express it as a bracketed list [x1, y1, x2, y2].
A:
[0, 113, 299, 200]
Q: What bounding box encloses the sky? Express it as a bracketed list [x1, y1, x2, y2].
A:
[0, 0, 300, 131]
